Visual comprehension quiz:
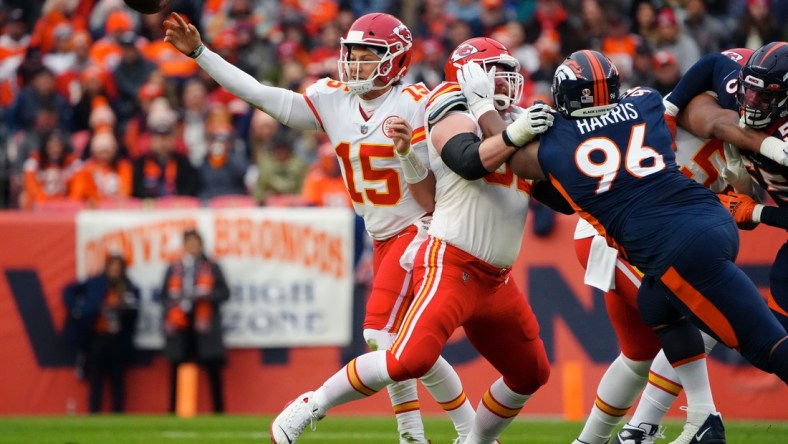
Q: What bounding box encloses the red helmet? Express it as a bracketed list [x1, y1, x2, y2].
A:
[338, 13, 413, 95]
[444, 37, 524, 111]
[720, 47, 754, 67]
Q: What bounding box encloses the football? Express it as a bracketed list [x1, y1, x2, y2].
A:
[123, 0, 170, 14]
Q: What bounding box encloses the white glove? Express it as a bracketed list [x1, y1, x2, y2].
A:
[456, 61, 496, 118]
[662, 95, 679, 117]
[503, 103, 554, 147]
[721, 142, 756, 195]
[759, 136, 788, 167]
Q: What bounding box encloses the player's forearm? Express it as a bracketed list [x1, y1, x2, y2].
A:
[195, 48, 320, 130]
[710, 116, 767, 153]
[479, 136, 516, 171]
[474, 110, 514, 170]
[476, 110, 508, 139]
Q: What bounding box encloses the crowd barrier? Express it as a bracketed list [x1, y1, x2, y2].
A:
[0, 208, 785, 419]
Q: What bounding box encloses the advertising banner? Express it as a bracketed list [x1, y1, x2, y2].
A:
[75, 208, 356, 348]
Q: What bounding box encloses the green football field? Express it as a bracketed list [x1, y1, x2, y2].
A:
[0, 415, 785, 444]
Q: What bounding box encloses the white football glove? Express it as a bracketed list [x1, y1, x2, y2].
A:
[456, 61, 496, 118]
[758, 136, 788, 167]
[503, 103, 554, 147]
[721, 142, 756, 196]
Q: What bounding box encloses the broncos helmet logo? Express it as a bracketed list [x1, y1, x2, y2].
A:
[566, 59, 585, 78]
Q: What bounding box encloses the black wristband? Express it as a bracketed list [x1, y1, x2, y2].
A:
[188, 44, 206, 59]
[501, 129, 518, 148]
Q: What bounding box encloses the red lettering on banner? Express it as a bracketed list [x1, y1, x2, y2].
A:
[83, 219, 197, 274]
[212, 217, 347, 278]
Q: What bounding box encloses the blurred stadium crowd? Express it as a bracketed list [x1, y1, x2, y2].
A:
[0, 0, 785, 211]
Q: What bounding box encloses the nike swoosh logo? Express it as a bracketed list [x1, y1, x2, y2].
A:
[473, 92, 485, 99]
[695, 426, 712, 441]
[279, 426, 293, 444]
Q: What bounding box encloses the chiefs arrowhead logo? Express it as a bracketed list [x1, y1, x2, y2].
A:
[393, 24, 412, 44]
[451, 43, 479, 62]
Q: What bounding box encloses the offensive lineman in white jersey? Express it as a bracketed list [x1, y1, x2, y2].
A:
[263, 36, 556, 444]
[162, 12, 474, 444]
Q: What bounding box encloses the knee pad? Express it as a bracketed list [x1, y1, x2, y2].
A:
[655, 318, 704, 364]
[385, 351, 416, 382]
[363, 329, 397, 351]
[506, 344, 551, 395]
[387, 336, 443, 381]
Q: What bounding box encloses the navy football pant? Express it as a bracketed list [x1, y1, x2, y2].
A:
[638, 221, 788, 378]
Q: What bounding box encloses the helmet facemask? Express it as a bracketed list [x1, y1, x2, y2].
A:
[338, 41, 408, 95]
[738, 74, 788, 129]
[477, 57, 524, 111]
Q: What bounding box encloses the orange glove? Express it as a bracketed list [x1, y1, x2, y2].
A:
[717, 192, 759, 230]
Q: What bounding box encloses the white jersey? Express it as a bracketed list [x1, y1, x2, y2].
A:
[426, 105, 531, 267]
[674, 127, 728, 193]
[304, 78, 432, 240]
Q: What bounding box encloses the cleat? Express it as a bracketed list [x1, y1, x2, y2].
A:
[669, 409, 725, 444]
[269, 391, 325, 444]
[399, 431, 428, 443]
[615, 422, 664, 444]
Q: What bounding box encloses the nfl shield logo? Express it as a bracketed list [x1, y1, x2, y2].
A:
[360, 124, 368, 134]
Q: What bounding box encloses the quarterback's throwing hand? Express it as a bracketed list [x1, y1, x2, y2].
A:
[457, 61, 496, 118]
[503, 103, 554, 147]
[163, 12, 203, 56]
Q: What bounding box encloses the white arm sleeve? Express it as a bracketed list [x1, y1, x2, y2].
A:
[195, 47, 321, 131]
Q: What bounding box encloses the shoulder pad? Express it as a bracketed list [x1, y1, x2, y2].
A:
[426, 82, 468, 126]
[308, 77, 349, 95]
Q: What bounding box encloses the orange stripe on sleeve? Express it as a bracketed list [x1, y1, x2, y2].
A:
[660, 267, 739, 350]
[425, 82, 461, 109]
[411, 127, 426, 145]
[302, 94, 325, 131]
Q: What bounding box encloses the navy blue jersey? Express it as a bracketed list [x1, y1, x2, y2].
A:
[538, 87, 730, 276]
[665, 52, 741, 111]
[742, 117, 788, 209]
